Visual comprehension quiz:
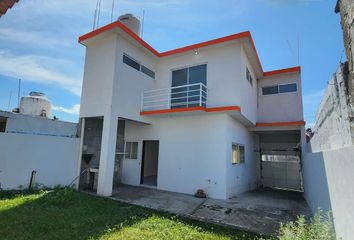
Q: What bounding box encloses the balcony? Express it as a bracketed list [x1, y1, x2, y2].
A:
[141, 83, 208, 112]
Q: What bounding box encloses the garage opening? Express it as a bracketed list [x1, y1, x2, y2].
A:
[141, 140, 159, 187]
[258, 130, 303, 191]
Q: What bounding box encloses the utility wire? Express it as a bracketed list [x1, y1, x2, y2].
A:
[111, 0, 115, 22]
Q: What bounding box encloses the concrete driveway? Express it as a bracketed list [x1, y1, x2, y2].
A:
[111, 185, 312, 236]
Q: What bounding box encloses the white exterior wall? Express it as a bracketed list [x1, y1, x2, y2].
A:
[79, 29, 305, 197]
[225, 115, 257, 197]
[155, 42, 245, 111]
[2, 112, 77, 137]
[240, 47, 258, 123]
[258, 73, 303, 122]
[80, 36, 118, 118]
[303, 146, 354, 240]
[0, 133, 80, 189]
[113, 35, 156, 121]
[123, 113, 229, 199]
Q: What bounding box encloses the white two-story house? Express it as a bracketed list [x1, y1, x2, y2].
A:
[77, 14, 305, 199]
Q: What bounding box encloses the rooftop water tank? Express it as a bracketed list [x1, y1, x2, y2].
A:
[118, 13, 141, 36]
[19, 92, 52, 118]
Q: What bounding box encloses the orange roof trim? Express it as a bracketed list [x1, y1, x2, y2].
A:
[263, 66, 301, 77]
[79, 21, 305, 76]
[256, 121, 305, 127]
[140, 106, 241, 116]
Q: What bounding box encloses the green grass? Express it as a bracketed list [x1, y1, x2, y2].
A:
[0, 188, 270, 240]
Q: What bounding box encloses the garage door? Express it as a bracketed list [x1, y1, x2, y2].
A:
[260, 149, 303, 191]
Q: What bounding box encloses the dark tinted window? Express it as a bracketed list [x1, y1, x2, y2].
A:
[171, 68, 188, 108]
[123, 54, 140, 71]
[262, 86, 279, 95]
[279, 83, 297, 93]
[246, 68, 253, 86]
[141, 65, 155, 79]
[189, 64, 207, 85]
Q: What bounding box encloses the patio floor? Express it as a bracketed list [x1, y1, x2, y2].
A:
[110, 185, 312, 236]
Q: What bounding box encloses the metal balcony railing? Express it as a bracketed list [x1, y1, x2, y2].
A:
[141, 83, 208, 112]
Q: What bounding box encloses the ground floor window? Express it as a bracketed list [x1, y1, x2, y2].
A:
[232, 143, 245, 164]
[125, 142, 138, 159]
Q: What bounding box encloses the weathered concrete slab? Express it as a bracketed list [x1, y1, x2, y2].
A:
[110, 185, 312, 236]
[112, 185, 205, 215]
[192, 188, 312, 235]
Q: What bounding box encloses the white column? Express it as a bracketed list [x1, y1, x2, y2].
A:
[97, 114, 118, 196]
[75, 117, 85, 189]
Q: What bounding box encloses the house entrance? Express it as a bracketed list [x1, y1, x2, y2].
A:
[140, 140, 159, 186]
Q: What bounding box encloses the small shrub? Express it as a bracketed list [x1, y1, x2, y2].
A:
[278, 210, 335, 240]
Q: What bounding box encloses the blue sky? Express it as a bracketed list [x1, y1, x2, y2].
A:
[0, 0, 343, 125]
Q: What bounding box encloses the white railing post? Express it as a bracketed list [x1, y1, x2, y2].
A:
[141, 83, 208, 111]
[199, 83, 202, 107]
[168, 88, 171, 109]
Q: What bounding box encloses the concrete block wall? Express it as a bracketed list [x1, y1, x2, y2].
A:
[309, 63, 354, 152]
[336, 0, 354, 105]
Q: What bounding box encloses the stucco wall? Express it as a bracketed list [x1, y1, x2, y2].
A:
[225, 115, 257, 197]
[113, 35, 156, 121]
[302, 146, 354, 240]
[1, 111, 77, 137]
[80, 35, 118, 118]
[258, 72, 303, 123]
[123, 113, 229, 199]
[0, 133, 80, 189]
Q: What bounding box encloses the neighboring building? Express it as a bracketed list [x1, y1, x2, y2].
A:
[77, 14, 305, 198]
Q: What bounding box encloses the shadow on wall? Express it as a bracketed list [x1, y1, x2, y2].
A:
[302, 146, 354, 240]
[302, 150, 332, 213]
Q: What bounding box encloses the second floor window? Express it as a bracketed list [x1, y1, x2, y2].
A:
[123, 54, 155, 79]
[262, 83, 297, 95]
[171, 64, 207, 108]
[246, 67, 253, 86]
[123, 54, 140, 71]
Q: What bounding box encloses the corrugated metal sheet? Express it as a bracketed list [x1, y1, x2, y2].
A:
[0, 0, 19, 18]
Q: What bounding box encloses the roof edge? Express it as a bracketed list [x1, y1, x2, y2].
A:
[78, 21, 301, 78]
[263, 66, 301, 78]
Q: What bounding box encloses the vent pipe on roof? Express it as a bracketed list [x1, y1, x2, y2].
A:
[118, 13, 141, 36]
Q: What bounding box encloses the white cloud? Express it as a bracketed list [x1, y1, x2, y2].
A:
[303, 89, 325, 105]
[0, 51, 82, 96]
[52, 104, 80, 115]
[0, 28, 70, 49]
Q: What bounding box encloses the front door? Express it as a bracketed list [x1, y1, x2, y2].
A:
[140, 141, 159, 186]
